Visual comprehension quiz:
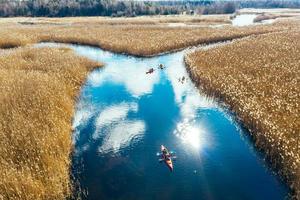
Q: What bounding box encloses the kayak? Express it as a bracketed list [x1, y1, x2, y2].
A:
[161, 145, 173, 172]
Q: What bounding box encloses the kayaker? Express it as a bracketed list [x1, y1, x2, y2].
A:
[160, 145, 174, 171]
[162, 148, 167, 154]
[162, 148, 171, 160]
[146, 68, 154, 74]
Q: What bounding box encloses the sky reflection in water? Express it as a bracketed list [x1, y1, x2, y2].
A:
[71, 46, 214, 156]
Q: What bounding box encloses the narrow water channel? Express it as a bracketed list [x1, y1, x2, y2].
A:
[38, 43, 288, 200]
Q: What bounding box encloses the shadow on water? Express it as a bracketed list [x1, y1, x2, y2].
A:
[36, 43, 289, 200]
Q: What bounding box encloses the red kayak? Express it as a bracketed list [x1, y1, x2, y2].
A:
[160, 145, 174, 171]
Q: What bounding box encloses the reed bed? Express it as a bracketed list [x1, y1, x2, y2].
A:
[253, 13, 299, 23]
[0, 15, 232, 26]
[185, 31, 300, 198]
[0, 16, 295, 56]
[39, 25, 284, 56]
[253, 14, 282, 23]
[61, 14, 232, 25]
[0, 47, 101, 199]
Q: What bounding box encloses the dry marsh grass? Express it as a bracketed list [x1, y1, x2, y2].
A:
[0, 16, 297, 56]
[0, 15, 232, 26]
[253, 13, 284, 23]
[0, 47, 101, 199]
[253, 13, 300, 23]
[185, 31, 300, 198]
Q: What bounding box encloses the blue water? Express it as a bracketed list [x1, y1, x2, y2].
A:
[38, 43, 288, 200]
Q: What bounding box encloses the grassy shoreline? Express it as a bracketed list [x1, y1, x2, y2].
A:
[0, 17, 296, 57]
[185, 31, 300, 198]
[0, 47, 102, 199]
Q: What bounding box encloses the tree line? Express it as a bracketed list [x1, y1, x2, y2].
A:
[239, 0, 300, 9]
[0, 0, 236, 17]
[0, 0, 299, 17]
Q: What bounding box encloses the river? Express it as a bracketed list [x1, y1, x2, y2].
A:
[231, 14, 275, 26]
[37, 42, 288, 200]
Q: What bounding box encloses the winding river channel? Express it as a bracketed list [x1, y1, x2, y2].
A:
[37, 42, 288, 200]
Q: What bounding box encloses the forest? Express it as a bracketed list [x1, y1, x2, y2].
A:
[0, 0, 300, 17]
[0, 0, 299, 17]
[0, 0, 234, 17]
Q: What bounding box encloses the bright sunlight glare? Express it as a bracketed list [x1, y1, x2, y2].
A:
[174, 120, 208, 150]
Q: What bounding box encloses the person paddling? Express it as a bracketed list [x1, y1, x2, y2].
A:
[159, 145, 174, 171]
[162, 147, 171, 160]
[158, 64, 164, 70]
[146, 68, 155, 74]
[178, 76, 186, 83]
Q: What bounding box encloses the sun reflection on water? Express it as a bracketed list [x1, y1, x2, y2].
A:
[174, 119, 209, 151]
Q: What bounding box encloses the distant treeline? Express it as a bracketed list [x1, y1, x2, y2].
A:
[239, 0, 300, 9]
[0, 0, 236, 17]
[0, 0, 299, 17]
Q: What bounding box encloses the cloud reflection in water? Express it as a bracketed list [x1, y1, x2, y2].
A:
[94, 102, 146, 154]
[88, 57, 160, 97]
[98, 120, 145, 154]
[93, 103, 138, 140]
[72, 47, 215, 156]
